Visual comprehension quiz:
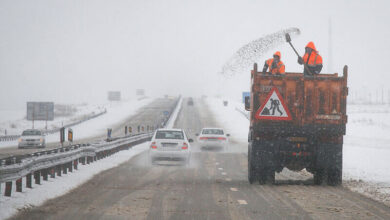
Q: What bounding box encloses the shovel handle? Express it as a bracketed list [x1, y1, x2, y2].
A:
[288, 42, 300, 58]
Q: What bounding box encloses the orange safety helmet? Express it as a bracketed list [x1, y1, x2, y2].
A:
[273, 51, 281, 58]
[305, 42, 317, 51]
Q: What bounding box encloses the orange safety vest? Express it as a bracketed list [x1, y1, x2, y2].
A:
[266, 58, 285, 74]
[303, 42, 323, 67]
[303, 51, 323, 67]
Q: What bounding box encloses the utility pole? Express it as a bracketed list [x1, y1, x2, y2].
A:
[382, 87, 384, 104]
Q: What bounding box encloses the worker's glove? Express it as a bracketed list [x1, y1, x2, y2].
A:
[298, 57, 303, 65]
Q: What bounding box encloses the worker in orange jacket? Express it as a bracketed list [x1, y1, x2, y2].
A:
[298, 42, 323, 75]
[262, 51, 285, 75]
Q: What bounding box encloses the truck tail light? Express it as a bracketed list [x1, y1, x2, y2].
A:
[199, 137, 208, 140]
[218, 137, 226, 140]
[182, 142, 188, 150]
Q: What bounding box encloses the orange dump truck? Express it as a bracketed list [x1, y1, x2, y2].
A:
[245, 63, 348, 185]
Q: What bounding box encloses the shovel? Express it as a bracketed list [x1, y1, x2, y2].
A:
[285, 33, 314, 76]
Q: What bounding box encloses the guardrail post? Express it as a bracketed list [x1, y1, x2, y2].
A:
[81, 157, 86, 165]
[50, 168, 55, 178]
[34, 171, 41, 184]
[42, 169, 48, 181]
[56, 165, 62, 176]
[74, 159, 78, 170]
[94, 156, 97, 161]
[4, 182, 12, 196]
[69, 162, 73, 172]
[63, 164, 67, 174]
[16, 178, 22, 192]
[26, 173, 32, 188]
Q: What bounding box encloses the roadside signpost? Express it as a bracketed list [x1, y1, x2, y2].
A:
[60, 127, 65, 146]
[27, 102, 54, 129]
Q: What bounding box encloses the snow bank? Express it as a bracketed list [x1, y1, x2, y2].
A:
[165, 97, 182, 129]
[0, 143, 148, 220]
[343, 104, 390, 199]
[204, 98, 249, 143]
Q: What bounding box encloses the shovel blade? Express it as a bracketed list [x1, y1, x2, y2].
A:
[285, 33, 291, 42]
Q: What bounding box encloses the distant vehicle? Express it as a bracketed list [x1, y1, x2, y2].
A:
[187, 98, 194, 106]
[149, 129, 193, 165]
[197, 128, 229, 149]
[18, 129, 46, 149]
[223, 101, 228, 106]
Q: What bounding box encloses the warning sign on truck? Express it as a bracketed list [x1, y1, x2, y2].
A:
[255, 87, 292, 120]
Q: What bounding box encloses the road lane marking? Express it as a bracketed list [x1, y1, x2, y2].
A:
[230, 187, 238, 192]
[218, 168, 223, 170]
[221, 172, 227, 175]
[238, 200, 248, 205]
[226, 178, 232, 182]
[216, 162, 219, 165]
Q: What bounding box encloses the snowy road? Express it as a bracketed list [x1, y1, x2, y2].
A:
[0, 98, 176, 159]
[9, 98, 390, 220]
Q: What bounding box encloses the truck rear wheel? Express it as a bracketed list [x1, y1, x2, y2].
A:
[259, 168, 275, 185]
[248, 144, 259, 184]
[327, 167, 342, 186]
[313, 169, 325, 185]
[327, 142, 343, 186]
[315, 139, 343, 186]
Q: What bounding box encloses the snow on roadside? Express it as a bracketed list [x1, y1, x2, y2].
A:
[205, 97, 390, 207]
[204, 98, 249, 143]
[165, 97, 182, 129]
[0, 143, 148, 220]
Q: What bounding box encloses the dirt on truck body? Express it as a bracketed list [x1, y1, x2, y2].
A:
[245, 63, 348, 185]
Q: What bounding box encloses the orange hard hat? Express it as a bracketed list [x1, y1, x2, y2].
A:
[305, 42, 317, 51]
[273, 51, 281, 58]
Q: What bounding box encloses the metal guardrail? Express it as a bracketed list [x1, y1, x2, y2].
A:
[0, 135, 20, 142]
[0, 133, 152, 196]
[0, 110, 107, 142]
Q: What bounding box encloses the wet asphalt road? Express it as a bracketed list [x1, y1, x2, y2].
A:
[10, 98, 390, 220]
[0, 98, 176, 159]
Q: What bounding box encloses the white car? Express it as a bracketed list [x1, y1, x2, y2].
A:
[18, 129, 46, 149]
[197, 128, 229, 149]
[149, 129, 193, 164]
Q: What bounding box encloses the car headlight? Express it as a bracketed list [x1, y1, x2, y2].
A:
[18, 138, 22, 143]
[40, 138, 44, 142]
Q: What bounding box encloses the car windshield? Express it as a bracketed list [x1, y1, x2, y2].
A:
[202, 129, 224, 135]
[22, 130, 41, 136]
[155, 130, 184, 140]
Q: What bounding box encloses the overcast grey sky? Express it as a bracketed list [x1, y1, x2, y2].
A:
[1, 0, 389, 109]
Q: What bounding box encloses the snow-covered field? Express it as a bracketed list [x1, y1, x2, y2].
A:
[0, 98, 153, 148]
[205, 97, 390, 206]
[0, 103, 105, 136]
